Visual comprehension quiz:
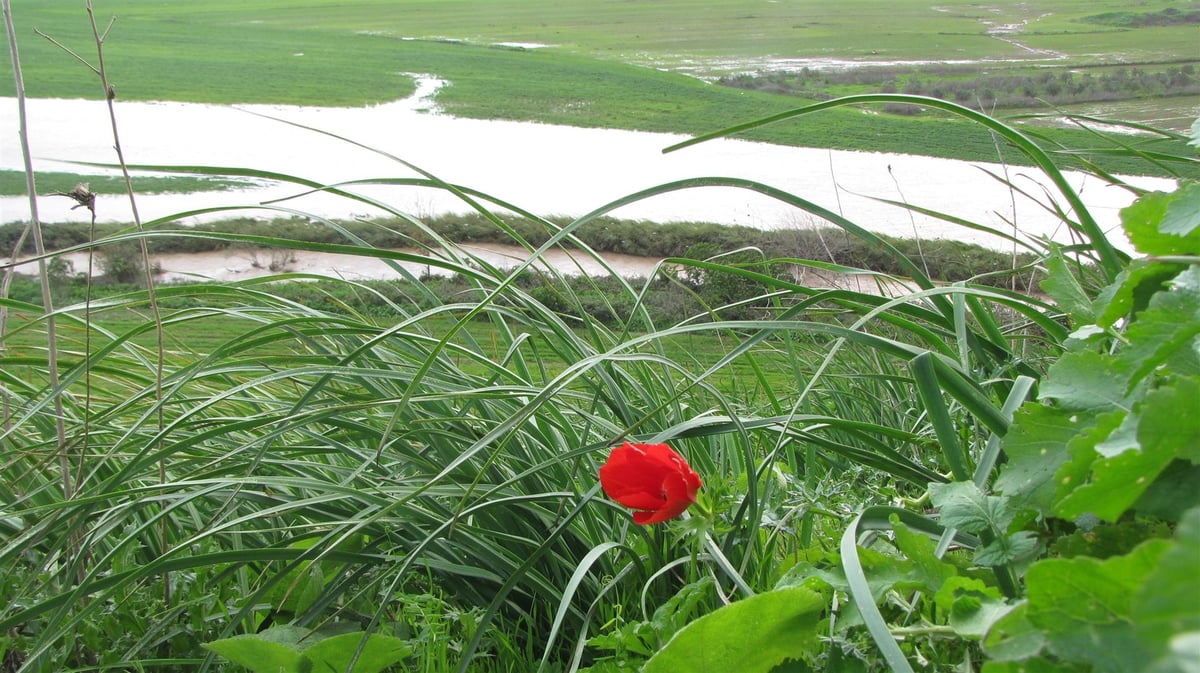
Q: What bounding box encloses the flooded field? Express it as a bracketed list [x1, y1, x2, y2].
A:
[1, 78, 1175, 255]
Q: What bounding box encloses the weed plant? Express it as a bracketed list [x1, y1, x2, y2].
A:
[1, 10, 1198, 670]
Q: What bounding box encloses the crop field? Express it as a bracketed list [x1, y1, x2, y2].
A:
[6, 0, 1197, 92]
[2, 0, 1195, 166]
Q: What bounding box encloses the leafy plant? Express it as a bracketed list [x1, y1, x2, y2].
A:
[204, 625, 410, 673]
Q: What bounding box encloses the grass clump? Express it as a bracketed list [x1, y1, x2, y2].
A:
[0, 169, 251, 196]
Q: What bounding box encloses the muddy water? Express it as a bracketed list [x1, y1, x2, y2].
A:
[14, 243, 666, 283]
[1, 79, 1173, 256]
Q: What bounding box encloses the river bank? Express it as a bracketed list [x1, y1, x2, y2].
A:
[1, 78, 1175, 255]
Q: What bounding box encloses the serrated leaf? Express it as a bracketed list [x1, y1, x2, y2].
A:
[1040, 246, 1096, 324]
[1123, 189, 1200, 256]
[1133, 507, 1200, 656]
[1025, 540, 1170, 672]
[993, 405, 1081, 516]
[1115, 267, 1200, 393]
[929, 481, 1011, 535]
[651, 577, 714, 642]
[974, 531, 1038, 567]
[642, 587, 824, 673]
[1038, 351, 1133, 411]
[1160, 182, 1200, 238]
[1094, 260, 1189, 329]
[1055, 379, 1199, 522]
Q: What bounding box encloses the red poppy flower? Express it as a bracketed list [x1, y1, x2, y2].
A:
[599, 442, 702, 525]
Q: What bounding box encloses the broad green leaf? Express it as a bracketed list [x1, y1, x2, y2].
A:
[1050, 519, 1172, 559]
[1115, 267, 1200, 393]
[1146, 632, 1200, 673]
[1134, 460, 1200, 522]
[1133, 507, 1200, 656]
[1027, 542, 1168, 623]
[1043, 622, 1154, 673]
[1039, 246, 1096, 324]
[1094, 260, 1190, 329]
[642, 587, 824, 673]
[890, 516, 956, 592]
[1054, 441, 1175, 522]
[1137, 375, 1200, 467]
[1160, 182, 1200, 239]
[983, 602, 1045, 662]
[203, 627, 308, 673]
[933, 576, 1009, 639]
[1055, 380, 1199, 522]
[993, 405, 1080, 516]
[1051, 410, 1125, 521]
[1038, 351, 1132, 411]
[301, 632, 411, 673]
[1025, 540, 1170, 672]
[1123, 189, 1200, 256]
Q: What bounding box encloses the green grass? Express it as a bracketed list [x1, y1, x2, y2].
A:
[0, 169, 252, 196]
[0, 283, 804, 404]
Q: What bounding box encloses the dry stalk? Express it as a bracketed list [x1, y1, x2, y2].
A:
[34, 0, 171, 605]
[1, 0, 70, 492]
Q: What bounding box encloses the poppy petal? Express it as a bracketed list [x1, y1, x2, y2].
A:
[599, 442, 702, 525]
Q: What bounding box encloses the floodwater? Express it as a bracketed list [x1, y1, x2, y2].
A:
[0, 77, 1175, 257]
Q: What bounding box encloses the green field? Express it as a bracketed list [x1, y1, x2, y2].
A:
[6, 0, 1197, 101]
[2, 0, 1196, 175]
[0, 169, 251, 196]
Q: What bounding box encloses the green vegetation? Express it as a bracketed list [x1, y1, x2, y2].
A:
[0, 169, 251, 196]
[722, 62, 1200, 116]
[0, 214, 1043, 292]
[1080, 6, 1200, 27]
[2, 0, 1196, 175]
[2, 0, 1198, 669]
[3, 89, 1197, 671]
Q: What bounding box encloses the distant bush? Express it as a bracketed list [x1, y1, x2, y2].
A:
[1080, 7, 1200, 27]
[719, 62, 1200, 113]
